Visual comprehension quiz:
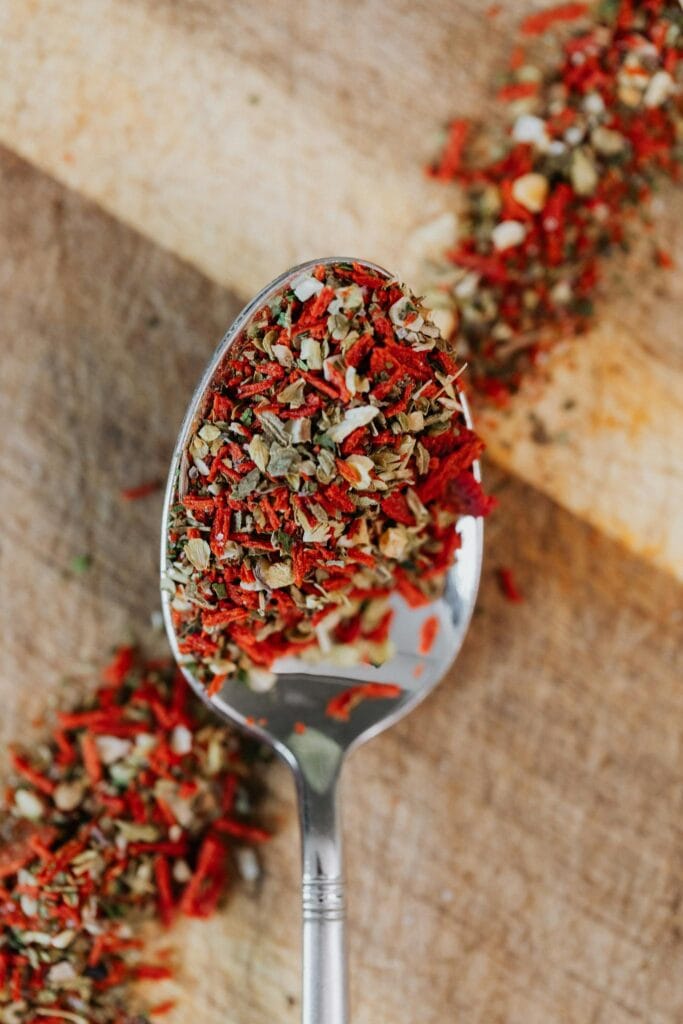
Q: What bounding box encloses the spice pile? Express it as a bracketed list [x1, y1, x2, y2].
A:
[0, 647, 267, 1023]
[165, 262, 493, 692]
[427, 0, 682, 402]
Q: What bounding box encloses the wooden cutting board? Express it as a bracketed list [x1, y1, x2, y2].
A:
[1, 149, 682, 1024]
[1, 0, 682, 580]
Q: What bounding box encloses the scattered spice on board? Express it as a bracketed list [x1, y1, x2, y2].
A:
[497, 566, 525, 603]
[426, 0, 682, 403]
[0, 647, 268, 1023]
[165, 261, 494, 692]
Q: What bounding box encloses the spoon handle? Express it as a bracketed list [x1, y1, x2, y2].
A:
[298, 773, 348, 1024]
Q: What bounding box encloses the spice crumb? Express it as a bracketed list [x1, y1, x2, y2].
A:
[497, 566, 524, 603]
[150, 1000, 178, 1016]
[121, 479, 161, 501]
[655, 248, 675, 269]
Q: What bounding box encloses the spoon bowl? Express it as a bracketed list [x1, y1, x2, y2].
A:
[161, 257, 483, 1024]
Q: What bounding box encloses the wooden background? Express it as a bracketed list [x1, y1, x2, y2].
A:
[1, 148, 682, 1023]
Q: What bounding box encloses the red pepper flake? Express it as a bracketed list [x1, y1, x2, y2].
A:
[121, 479, 161, 500]
[509, 46, 526, 71]
[346, 263, 389, 290]
[182, 495, 216, 515]
[655, 248, 674, 269]
[154, 855, 174, 926]
[53, 729, 76, 765]
[213, 819, 271, 843]
[0, 821, 57, 879]
[211, 393, 233, 420]
[497, 566, 524, 603]
[496, 81, 539, 102]
[419, 615, 440, 655]
[80, 733, 103, 785]
[395, 570, 431, 608]
[325, 682, 403, 722]
[27, 833, 54, 862]
[179, 833, 225, 916]
[428, 119, 470, 180]
[293, 721, 307, 735]
[416, 436, 485, 505]
[150, 1000, 178, 1016]
[308, 285, 335, 319]
[134, 964, 174, 981]
[345, 332, 374, 368]
[9, 752, 55, 796]
[10, 960, 23, 1001]
[205, 671, 227, 696]
[520, 2, 588, 37]
[202, 606, 250, 629]
[102, 645, 135, 685]
[88, 932, 107, 968]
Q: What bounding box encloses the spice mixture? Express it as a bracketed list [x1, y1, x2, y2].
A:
[427, 0, 682, 402]
[0, 648, 267, 1023]
[6, 4, 679, 1018]
[165, 261, 494, 692]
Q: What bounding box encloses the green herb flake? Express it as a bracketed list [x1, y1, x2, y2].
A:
[69, 554, 92, 574]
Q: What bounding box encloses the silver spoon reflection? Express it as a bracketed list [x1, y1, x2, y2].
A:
[160, 258, 483, 1024]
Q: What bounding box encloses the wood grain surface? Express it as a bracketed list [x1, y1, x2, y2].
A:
[1, 0, 682, 579]
[1, 150, 682, 1024]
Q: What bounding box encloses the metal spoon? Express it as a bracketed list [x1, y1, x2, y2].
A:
[160, 257, 483, 1024]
